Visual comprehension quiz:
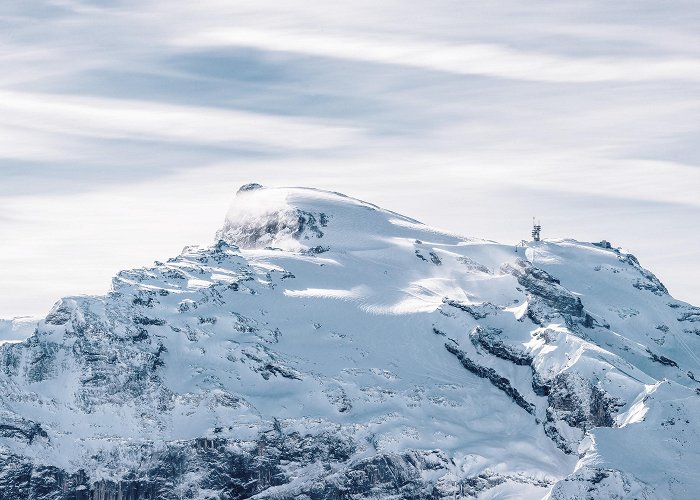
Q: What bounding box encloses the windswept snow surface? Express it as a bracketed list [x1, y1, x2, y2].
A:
[1, 185, 699, 499]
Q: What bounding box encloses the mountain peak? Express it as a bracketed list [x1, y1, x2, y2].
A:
[216, 184, 456, 252]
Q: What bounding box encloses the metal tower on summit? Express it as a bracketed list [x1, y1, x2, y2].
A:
[531, 218, 542, 242]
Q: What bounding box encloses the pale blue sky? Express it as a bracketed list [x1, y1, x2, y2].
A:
[1, 0, 699, 317]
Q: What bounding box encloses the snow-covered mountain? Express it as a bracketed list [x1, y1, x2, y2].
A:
[1, 184, 699, 499]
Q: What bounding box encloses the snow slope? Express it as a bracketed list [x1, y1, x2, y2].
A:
[1, 184, 699, 499]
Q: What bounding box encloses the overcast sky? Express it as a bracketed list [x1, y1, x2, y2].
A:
[1, 0, 699, 318]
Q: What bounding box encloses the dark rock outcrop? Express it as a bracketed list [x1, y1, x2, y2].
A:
[469, 326, 532, 366]
[542, 373, 624, 454]
[500, 260, 587, 328]
[444, 343, 536, 415]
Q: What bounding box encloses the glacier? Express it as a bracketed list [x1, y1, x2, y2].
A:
[1, 184, 699, 499]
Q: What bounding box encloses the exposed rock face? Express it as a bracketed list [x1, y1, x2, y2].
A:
[0, 412, 47, 444]
[0, 428, 355, 500]
[542, 373, 625, 454]
[548, 467, 655, 500]
[466, 324, 624, 455]
[469, 326, 532, 366]
[500, 259, 589, 329]
[618, 253, 669, 296]
[444, 343, 536, 415]
[0, 444, 556, 500]
[1, 187, 698, 499]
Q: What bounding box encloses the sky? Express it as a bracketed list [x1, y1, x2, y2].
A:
[1, 0, 699, 318]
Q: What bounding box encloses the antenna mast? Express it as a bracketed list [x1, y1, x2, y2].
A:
[531, 218, 542, 242]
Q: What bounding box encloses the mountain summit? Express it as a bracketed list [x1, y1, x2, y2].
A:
[216, 185, 438, 252]
[1, 186, 699, 499]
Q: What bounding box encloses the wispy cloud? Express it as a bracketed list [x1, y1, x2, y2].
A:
[0, 90, 360, 159]
[174, 28, 700, 83]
